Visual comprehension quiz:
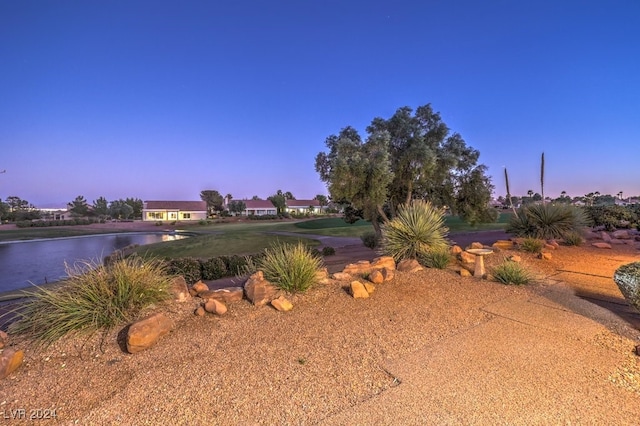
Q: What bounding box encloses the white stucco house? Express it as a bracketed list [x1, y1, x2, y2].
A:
[142, 201, 208, 221]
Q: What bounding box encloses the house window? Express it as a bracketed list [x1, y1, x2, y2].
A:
[182, 213, 191, 219]
[170, 213, 177, 219]
[148, 212, 163, 219]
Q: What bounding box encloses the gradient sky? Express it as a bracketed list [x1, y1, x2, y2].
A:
[1, 0, 638, 208]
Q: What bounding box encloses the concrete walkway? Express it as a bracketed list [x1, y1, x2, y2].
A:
[324, 287, 640, 424]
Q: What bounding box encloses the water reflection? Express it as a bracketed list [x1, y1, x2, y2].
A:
[0, 232, 188, 293]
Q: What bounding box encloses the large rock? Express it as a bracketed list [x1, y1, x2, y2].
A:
[244, 271, 279, 306]
[600, 232, 612, 243]
[592, 242, 612, 249]
[612, 230, 632, 239]
[271, 295, 293, 312]
[368, 270, 384, 284]
[126, 313, 173, 354]
[469, 242, 484, 249]
[450, 245, 463, 255]
[371, 256, 396, 271]
[0, 348, 24, 379]
[169, 276, 190, 302]
[204, 299, 227, 315]
[458, 251, 476, 264]
[613, 262, 640, 311]
[331, 272, 352, 281]
[315, 268, 330, 284]
[350, 281, 369, 299]
[0, 330, 7, 349]
[397, 259, 424, 273]
[492, 240, 514, 250]
[199, 287, 244, 304]
[343, 261, 372, 275]
[191, 280, 209, 296]
[381, 267, 395, 282]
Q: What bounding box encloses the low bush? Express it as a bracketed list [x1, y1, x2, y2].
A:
[322, 246, 336, 256]
[6, 256, 172, 347]
[562, 231, 584, 246]
[492, 260, 531, 285]
[585, 205, 638, 231]
[221, 255, 248, 276]
[166, 257, 202, 284]
[254, 241, 323, 292]
[420, 248, 451, 269]
[201, 257, 228, 280]
[519, 237, 544, 253]
[361, 231, 378, 249]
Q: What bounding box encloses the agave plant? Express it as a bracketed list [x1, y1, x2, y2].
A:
[507, 203, 589, 240]
[380, 200, 449, 262]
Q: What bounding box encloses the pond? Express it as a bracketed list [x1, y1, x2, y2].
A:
[0, 232, 189, 294]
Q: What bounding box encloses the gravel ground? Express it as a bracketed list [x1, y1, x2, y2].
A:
[1, 235, 640, 424]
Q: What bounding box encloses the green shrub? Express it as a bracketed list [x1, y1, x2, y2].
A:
[322, 246, 336, 256]
[222, 255, 248, 276]
[201, 257, 228, 280]
[166, 257, 202, 284]
[520, 237, 544, 253]
[361, 231, 378, 249]
[585, 205, 638, 231]
[507, 204, 589, 240]
[562, 231, 584, 246]
[254, 241, 323, 292]
[419, 248, 451, 269]
[492, 260, 531, 285]
[380, 200, 449, 262]
[6, 257, 172, 347]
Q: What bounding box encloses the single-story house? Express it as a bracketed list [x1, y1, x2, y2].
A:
[285, 199, 324, 215]
[240, 200, 278, 216]
[142, 201, 208, 222]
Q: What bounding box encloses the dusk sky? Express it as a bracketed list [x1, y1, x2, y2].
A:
[1, 1, 638, 208]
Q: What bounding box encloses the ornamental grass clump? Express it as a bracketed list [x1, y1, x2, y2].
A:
[381, 200, 449, 262]
[519, 237, 545, 253]
[255, 241, 323, 293]
[492, 259, 531, 285]
[6, 256, 173, 348]
[420, 248, 452, 269]
[507, 203, 589, 240]
[562, 231, 584, 246]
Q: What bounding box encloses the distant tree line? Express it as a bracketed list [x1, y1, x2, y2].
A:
[0, 195, 143, 223]
[199, 189, 331, 217]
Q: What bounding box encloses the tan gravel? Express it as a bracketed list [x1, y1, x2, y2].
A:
[1, 241, 640, 424]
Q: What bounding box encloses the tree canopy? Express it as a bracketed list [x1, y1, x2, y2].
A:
[200, 190, 224, 215]
[315, 104, 495, 235]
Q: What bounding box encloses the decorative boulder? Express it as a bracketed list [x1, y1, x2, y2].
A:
[459, 268, 472, 277]
[492, 240, 514, 250]
[397, 259, 424, 273]
[368, 270, 385, 284]
[613, 262, 640, 311]
[343, 261, 373, 275]
[469, 242, 484, 249]
[538, 252, 552, 260]
[271, 295, 293, 312]
[613, 230, 632, 239]
[244, 271, 279, 306]
[350, 281, 369, 299]
[592, 242, 612, 249]
[0, 348, 24, 379]
[371, 256, 396, 271]
[450, 245, 463, 255]
[126, 313, 173, 354]
[381, 267, 395, 282]
[458, 251, 476, 264]
[0, 330, 7, 350]
[170, 276, 190, 302]
[331, 272, 352, 281]
[199, 287, 244, 304]
[191, 280, 209, 296]
[204, 299, 227, 315]
[315, 268, 330, 284]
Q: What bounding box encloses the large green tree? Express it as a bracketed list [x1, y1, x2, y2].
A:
[125, 197, 143, 219]
[316, 104, 495, 236]
[268, 190, 295, 214]
[200, 190, 224, 216]
[109, 199, 133, 220]
[92, 196, 109, 218]
[68, 195, 89, 217]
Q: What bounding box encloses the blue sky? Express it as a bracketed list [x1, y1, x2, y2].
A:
[1, 0, 638, 207]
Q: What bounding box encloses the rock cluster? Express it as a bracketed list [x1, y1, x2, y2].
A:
[0, 330, 24, 379]
[586, 229, 640, 250]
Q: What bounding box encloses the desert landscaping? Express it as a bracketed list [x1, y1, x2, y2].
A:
[1, 227, 640, 424]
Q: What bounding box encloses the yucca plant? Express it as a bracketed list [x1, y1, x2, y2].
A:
[380, 200, 449, 262]
[507, 203, 589, 240]
[492, 260, 531, 285]
[562, 231, 584, 246]
[254, 241, 323, 292]
[6, 256, 172, 348]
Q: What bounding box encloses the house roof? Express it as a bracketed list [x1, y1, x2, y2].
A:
[144, 201, 207, 211]
[241, 200, 277, 209]
[286, 199, 320, 207]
